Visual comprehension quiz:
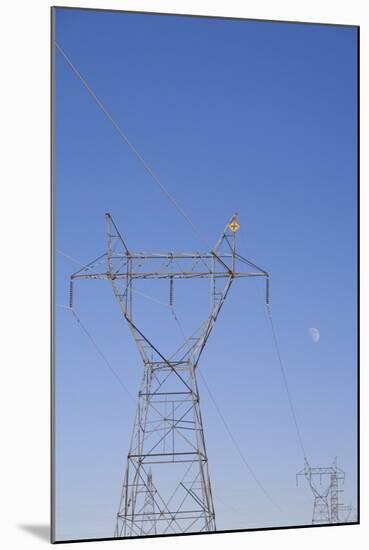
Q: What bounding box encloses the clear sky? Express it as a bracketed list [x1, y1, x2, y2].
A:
[54, 8, 358, 541]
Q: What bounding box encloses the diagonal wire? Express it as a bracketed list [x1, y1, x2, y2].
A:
[197, 369, 283, 513]
[170, 308, 187, 341]
[55, 42, 209, 249]
[56, 248, 105, 273]
[265, 303, 308, 461]
[57, 304, 134, 402]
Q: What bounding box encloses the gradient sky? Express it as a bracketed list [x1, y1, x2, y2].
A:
[54, 8, 358, 541]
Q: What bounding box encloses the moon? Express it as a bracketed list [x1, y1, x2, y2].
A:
[309, 327, 320, 343]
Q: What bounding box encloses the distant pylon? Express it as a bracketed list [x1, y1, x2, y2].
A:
[297, 458, 345, 524]
[70, 213, 269, 537]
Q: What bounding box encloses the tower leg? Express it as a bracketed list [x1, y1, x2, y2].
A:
[115, 361, 216, 537]
[312, 495, 330, 524]
[330, 471, 340, 523]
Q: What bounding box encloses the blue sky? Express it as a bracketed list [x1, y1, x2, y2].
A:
[54, 8, 358, 541]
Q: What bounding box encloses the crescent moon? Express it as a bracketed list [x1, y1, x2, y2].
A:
[309, 327, 320, 343]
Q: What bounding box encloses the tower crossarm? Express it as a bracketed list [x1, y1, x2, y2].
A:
[71, 270, 266, 280]
[69, 213, 269, 301]
[70, 252, 267, 280]
[68, 213, 269, 367]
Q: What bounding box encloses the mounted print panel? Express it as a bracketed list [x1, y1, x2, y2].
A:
[51, 6, 359, 543]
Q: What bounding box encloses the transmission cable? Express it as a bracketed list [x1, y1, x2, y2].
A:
[57, 304, 134, 402]
[56, 248, 104, 269]
[265, 302, 308, 461]
[197, 369, 283, 513]
[55, 42, 209, 249]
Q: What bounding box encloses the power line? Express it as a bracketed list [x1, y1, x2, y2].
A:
[197, 369, 283, 514]
[265, 303, 308, 461]
[55, 42, 209, 249]
[57, 304, 134, 402]
[56, 248, 104, 272]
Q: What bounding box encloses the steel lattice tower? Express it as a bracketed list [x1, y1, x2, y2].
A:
[297, 458, 345, 524]
[70, 213, 269, 537]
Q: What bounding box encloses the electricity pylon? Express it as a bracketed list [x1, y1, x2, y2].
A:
[70, 213, 269, 537]
[297, 458, 345, 524]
